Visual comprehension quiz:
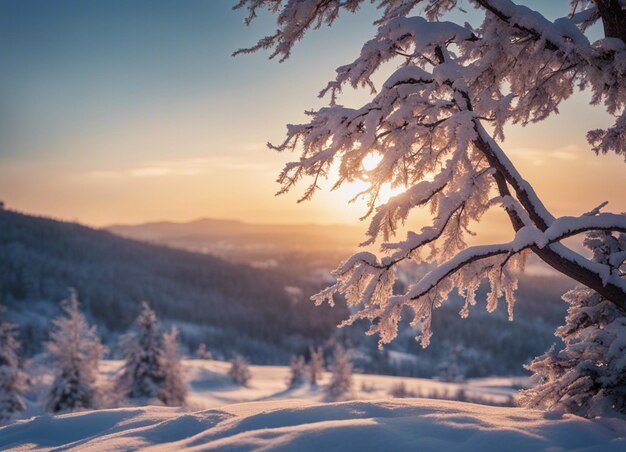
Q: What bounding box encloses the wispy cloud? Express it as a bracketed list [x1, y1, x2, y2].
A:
[87, 156, 273, 179]
[509, 145, 580, 166]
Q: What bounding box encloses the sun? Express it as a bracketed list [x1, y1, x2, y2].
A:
[337, 152, 404, 208]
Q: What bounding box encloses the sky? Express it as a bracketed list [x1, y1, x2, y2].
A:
[1, 0, 624, 244]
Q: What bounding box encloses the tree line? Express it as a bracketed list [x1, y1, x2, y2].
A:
[0, 289, 359, 425]
[0, 292, 186, 424]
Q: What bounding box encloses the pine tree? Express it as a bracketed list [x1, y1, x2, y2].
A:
[46, 290, 106, 413]
[308, 346, 324, 386]
[228, 355, 251, 386]
[159, 327, 187, 406]
[389, 381, 415, 398]
[0, 305, 26, 424]
[325, 347, 353, 402]
[117, 302, 166, 402]
[196, 343, 212, 360]
[520, 232, 626, 417]
[287, 355, 306, 388]
[436, 344, 465, 383]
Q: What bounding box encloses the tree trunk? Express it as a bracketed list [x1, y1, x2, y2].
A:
[594, 0, 626, 43]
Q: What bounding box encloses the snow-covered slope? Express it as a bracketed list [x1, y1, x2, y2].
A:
[3, 359, 625, 450]
[2, 399, 625, 451]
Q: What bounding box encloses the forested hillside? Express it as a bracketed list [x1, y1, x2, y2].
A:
[0, 209, 573, 376]
[108, 216, 576, 377]
[0, 210, 344, 360]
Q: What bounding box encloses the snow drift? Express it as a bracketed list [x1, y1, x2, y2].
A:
[1, 398, 625, 451]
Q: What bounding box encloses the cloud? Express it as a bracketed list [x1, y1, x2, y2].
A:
[87, 156, 273, 179]
[509, 145, 580, 165]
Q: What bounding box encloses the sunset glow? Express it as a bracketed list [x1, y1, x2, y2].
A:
[0, 1, 624, 241]
[1, 0, 625, 445]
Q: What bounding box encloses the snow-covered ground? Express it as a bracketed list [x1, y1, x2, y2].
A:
[2, 359, 625, 451]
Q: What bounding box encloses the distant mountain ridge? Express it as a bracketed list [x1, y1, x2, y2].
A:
[105, 217, 365, 275]
[106, 217, 364, 252]
[107, 217, 362, 236]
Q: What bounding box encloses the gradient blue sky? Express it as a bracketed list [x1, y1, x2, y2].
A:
[1, 0, 624, 241]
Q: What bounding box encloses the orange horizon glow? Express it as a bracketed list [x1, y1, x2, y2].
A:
[1, 2, 624, 249]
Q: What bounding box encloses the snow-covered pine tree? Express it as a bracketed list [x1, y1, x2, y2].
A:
[46, 289, 106, 413]
[325, 347, 353, 401]
[228, 355, 251, 386]
[389, 381, 416, 398]
[308, 346, 324, 386]
[160, 327, 187, 406]
[116, 302, 166, 403]
[437, 359, 462, 384]
[437, 344, 466, 383]
[196, 343, 212, 360]
[519, 231, 626, 417]
[235, 1, 626, 338]
[0, 305, 26, 424]
[287, 355, 306, 388]
[236, 0, 626, 412]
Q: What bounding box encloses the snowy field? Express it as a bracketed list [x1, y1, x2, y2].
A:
[176, 359, 522, 410]
[1, 359, 625, 451]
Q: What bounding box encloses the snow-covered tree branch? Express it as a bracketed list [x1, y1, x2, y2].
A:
[235, 0, 626, 347]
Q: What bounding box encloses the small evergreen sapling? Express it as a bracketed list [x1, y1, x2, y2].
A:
[0, 305, 26, 424]
[160, 327, 187, 406]
[308, 346, 324, 386]
[117, 302, 166, 403]
[287, 355, 306, 388]
[325, 347, 353, 402]
[389, 381, 416, 398]
[196, 343, 212, 360]
[228, 355, 251, 386]
[45, 290, 106, 413]
[437, 344, 466, 383]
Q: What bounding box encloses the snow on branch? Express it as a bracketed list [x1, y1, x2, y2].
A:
[236, 1, 626, 158]
[468, 0, 626, 157]
[320, 15, 474, 102]
[315, 212, 626, 347]
[233, 0, 361, 61]
[587, 111, 626, 159]
[274, 64, 489, 211]
[234, 0, 464, 63]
